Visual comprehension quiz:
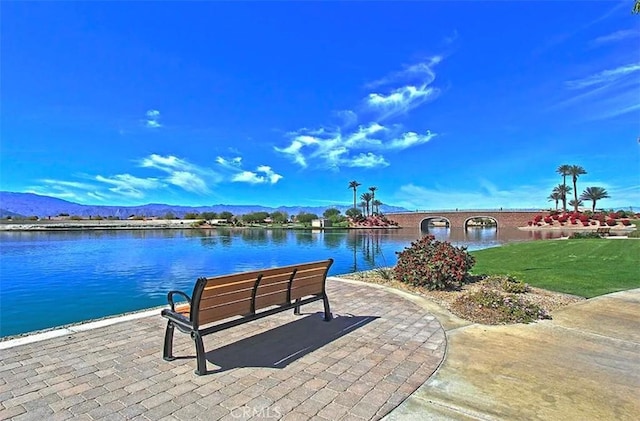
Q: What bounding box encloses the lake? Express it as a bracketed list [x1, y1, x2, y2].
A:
[0, 226, 548, 337]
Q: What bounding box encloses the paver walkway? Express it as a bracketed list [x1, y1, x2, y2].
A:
[0, 278, 446, 421]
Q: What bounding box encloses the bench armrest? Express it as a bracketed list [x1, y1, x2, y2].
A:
[167, 290, 191, 311]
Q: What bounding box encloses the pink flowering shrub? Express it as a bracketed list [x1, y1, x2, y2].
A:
[394, 235, 475, 291]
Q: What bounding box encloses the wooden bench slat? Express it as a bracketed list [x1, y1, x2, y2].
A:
[198, 298, 253, 325]
[290, 283, 324, 300]
[254, 291, 289, 309]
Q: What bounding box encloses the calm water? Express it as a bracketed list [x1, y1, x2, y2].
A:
[0, 227, 550, 337]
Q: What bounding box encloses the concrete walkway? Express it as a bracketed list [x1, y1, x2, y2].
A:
[385, 288, 640, 420]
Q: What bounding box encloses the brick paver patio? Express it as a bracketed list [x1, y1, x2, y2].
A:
[0, 278, 445, 420]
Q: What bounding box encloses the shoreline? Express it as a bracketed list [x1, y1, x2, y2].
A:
[0, 219, 401, 231]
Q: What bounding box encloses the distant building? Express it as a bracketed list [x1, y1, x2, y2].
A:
[311, 218, 332, 228]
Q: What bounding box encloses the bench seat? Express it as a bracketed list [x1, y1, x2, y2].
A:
[161, 259, 333, 375]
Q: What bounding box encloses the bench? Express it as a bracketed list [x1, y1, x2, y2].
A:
[596, 227, 611, 236]
[161, 259, 333, 375]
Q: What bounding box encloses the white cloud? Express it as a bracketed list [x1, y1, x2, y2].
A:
[138, 153, 225, 193]
[565, 63, 640, 90]
[274, 136, 319, 168]
[217, 155, 283, 184]
[232, 165, 283, 184]
[334, 110, 358, 127]
[387, 130, 436, 150]
[216, 156, 243, 169]
[552, 62, 640, 120]
[276, 124, 436, 169]
[347, 153, 389, 168]
[95, 174, 163, 198]
[591, 29, 640, 47]
[365, 58, 441, 121]
[145, 109, 162, 128]
[40, 179, 97, 190]
[167, 171, 209, 194]
[275, 58, 442, 170]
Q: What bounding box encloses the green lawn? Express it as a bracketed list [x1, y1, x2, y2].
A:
[470, 239, 640, 298]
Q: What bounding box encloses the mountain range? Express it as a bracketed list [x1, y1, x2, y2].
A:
[0, 192, 409, 219]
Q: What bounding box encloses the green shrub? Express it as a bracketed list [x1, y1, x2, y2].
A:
[500, 277, 529, 293]
[394, 235, 475, 290]
[373, 267, 394, 281]
[569, 232, 603, 239]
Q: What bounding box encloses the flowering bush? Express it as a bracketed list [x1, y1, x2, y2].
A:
[534, 215, 543, 223]
[543, 216, 553, 224]
[621, 219, 631, 226]
[394, 235, 475, 290]
[606, 219, 617, 226]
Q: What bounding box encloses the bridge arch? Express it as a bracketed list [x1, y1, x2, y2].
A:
[463, 216, 499, 230]
[420, 217, 451, 231]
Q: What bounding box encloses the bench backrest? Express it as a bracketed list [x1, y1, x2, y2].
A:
[190, 259, 333, 328]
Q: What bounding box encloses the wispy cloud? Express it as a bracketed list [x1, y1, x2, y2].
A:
[232, 166, 283, 184]
[40, 179, 97, 190]
[144, 109, 162, 128]
[590, 29, 640, 47]
[565, 63, 640, 89]
[29, 153, 285, 203]
[365, 57, 441, 121]
[349, 153, 389, 168]
[95, 174, 163, 198]
[275, 58, 441, 170]
[554, 62, 640, 120]
[140, 154, 222, 194]
[217, 156, 283, 184]
[276, 124, 436, 170]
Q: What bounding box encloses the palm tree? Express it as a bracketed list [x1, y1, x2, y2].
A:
[547, 191, 561, 211]
[348, 180, 361, 213]
[368, 186, 377, 213]
[580, 187, 610, 212]
[556, 165, 571, 209]
[569, 199, 584, 210]
[360, 201, 367, 215]
[372, 199, 382, 215]
[360, 192, 373, 217]
[568, 165, 587, 212]
[552, 184, 572, 212]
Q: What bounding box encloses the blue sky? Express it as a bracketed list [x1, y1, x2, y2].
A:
[2, 1, 639, 211]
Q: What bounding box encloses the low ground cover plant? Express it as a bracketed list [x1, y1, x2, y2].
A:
[452, 285, 550, 324]
[394, 234, 475, 290]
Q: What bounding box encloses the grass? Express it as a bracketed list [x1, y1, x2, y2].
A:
[470, 239, 640, 298]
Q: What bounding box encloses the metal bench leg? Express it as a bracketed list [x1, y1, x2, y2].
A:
[322, 293, 332, 321]
[293, 298, 301, 315]
[163, 321, 176, 361]
[192, 332, 207, 376]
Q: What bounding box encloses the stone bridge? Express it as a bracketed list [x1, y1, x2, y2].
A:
[386, 210, 543, 229]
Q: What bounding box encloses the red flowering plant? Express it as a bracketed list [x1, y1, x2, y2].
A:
[394, 235, 475, 291]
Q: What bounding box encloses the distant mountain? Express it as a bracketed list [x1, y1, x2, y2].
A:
[0, 191, 409, 218]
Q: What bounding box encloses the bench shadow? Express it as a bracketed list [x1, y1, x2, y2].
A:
[203, 312, 378, 373]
